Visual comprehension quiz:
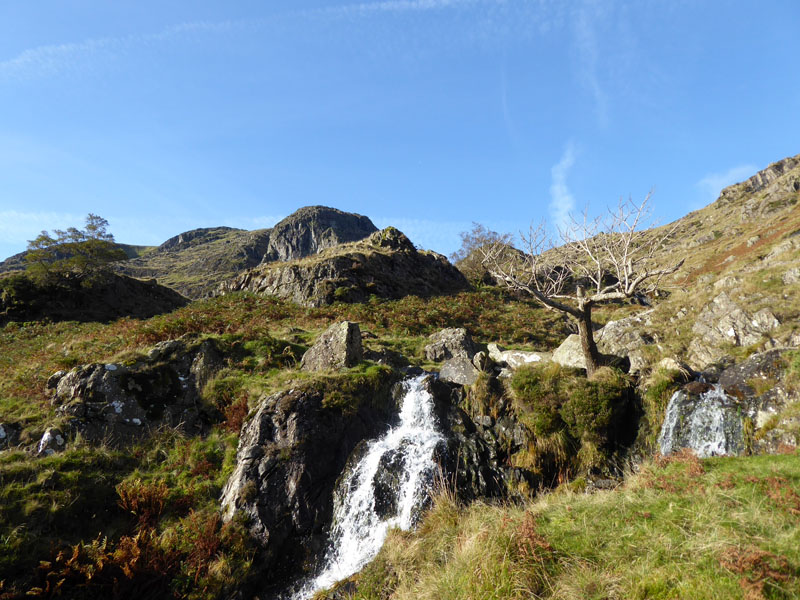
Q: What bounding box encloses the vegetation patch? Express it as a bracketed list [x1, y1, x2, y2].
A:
[509, 363, 635, 477]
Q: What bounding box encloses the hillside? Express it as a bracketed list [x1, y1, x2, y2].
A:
[0, 155, 799, 599]
[116, 206, 378, 298]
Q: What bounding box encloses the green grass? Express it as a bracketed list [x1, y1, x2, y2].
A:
[326, 451, 800, 600]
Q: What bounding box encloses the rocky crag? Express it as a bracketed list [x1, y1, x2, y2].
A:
[217, 227, 470, 307]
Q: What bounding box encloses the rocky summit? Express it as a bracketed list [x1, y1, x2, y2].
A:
[2, 154, 800, 600]
[217, 226, 470, 306]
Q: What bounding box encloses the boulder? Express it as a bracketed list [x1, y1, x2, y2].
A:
[48, 336, 222, 446]
[439, 357, 480, 386]
[488, 343, 550, 370]
[688, 292, 780, 369]
[551, 334, 585, 370]
[301, 321, 363, 372]
[424, 328, 476, 362]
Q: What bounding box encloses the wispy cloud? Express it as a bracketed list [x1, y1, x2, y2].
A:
[549, 142, 577, 231]
[0, 20, 242, 81]
[304, 0, 480, 18]
[572, 2, 609, 127]
[697, 164, 758, 202]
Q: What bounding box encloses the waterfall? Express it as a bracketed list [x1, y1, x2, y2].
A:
[658, 384, 746, 458]
[293, 374, 444, 599]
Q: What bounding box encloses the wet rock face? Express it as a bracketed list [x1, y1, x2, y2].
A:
[658, 386, 746, 458]
[219, 378, 400, 593]
[301, 321, 363, 372]
[47, 336, 223, 447]
[218, 227, 470, 307]
[658, 349, 799, 457]
[427, 378, 532, 501]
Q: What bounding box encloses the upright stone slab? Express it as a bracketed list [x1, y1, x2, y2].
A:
[301, 321, 363, 372]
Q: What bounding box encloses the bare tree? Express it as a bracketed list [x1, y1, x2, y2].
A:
[481, 193, 683, 376]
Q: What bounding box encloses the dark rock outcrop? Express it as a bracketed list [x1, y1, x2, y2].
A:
[47, 335, 223, 447]
[0, 422, 21, 450]
[218, 227, 470, 307]
[301, 322, 364, 372]
[0, 271, 188, 325]
[219, 372, 401, 595]
[219, 371, 534, 596]
[261, 206, 377, 264]
[429, 377, 532, 501]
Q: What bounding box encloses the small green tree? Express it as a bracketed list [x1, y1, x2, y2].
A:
[25, 214, 127, 281]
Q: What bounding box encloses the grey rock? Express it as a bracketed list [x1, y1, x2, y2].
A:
[783, 267, 800, 285]
[713, 275, 742, 290]
[551, 335, 585, 370]
[219, 375, 400, 590]
[487, 343, 550, 370]
[424, 328, 476, 362]
[688, 292, 780, 369]
[301, 321, 363, 372]
[471, 351, 491, 372]
[46, 370, 67, 390]
[439, 357, 480, 386]
[551, 314, 651, 373]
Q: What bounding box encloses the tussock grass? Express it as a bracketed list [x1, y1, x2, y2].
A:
[329, 452, 800, 600]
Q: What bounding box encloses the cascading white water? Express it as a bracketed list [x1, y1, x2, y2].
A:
[293, 374, 444, 599]
[658, 383, 745, 458]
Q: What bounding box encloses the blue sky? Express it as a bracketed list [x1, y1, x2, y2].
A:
[1, 0, 799, 261]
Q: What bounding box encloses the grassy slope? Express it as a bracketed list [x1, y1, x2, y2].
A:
[0, 289, 565, 596]
[333, 451, 800, 600]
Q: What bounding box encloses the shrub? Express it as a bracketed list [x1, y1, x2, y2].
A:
[510, 363, 633, 476]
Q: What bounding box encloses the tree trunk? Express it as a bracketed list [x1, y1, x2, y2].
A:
[576, 301, 601, 377]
